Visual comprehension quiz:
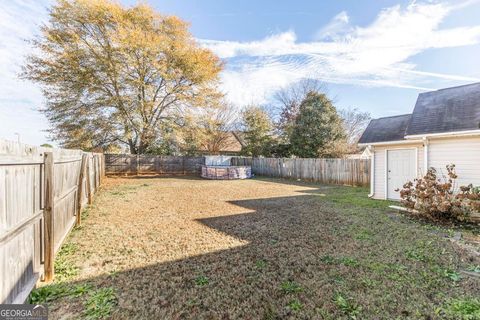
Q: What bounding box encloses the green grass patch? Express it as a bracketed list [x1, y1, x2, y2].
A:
[255, 259, 267, 269]
[84, 287, 117, 319]
[333, 293, 361, 319]
[324, 186, 395, 209]
[320, 255, 360, 267]
[280, 281, 303, 294]
[194, 275, 209, 286]
[355, 229, 374, 241]
[287, 299, 302, 311]
[405, 248, 428, 262]
[340, 257, 360, 267]
[466, 265, 480, 273]
[108, 183, 150, 197]
[440, 298, 480, 319]
[320, 255, 336, 264]
[29, 284, 69, 304]
[54, 243, 79, 282]
[442, 269, 461, 282]
[360, 277, 378, 289]
[29, 283, 94, 304]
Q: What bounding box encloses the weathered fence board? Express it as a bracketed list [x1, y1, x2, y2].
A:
[105, 154, 204, 175]
[231, 157, 370, 187]
[0, 139, 104, 303]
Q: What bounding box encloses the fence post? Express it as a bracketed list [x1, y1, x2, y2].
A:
[100, 154, 105, 182]
[92, 155, 97, 189]
[76, 154, 88, 226]
[136, 154, 139, 175]
[86, 156, 93, 205]
[102, 154, 106, 179]
[43, 152, 55, 282]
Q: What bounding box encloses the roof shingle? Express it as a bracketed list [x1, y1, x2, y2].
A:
[406, 82, 480, 136]
[358, 114, 411, 144]
[359, 82, 480, 144]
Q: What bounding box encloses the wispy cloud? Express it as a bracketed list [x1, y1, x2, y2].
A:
[0, 0, 52, 144]
[314, 11, 350, 41]
[201, 0, 480, 105]
[1, 0, 480, 144]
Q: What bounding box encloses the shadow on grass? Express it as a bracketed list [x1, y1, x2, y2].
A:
[34, 179, 480, 319]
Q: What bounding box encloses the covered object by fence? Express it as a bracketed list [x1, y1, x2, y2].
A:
[231, 157, 370, 187]
[105, 154, 204, 175]
[0, 139, 104, 304]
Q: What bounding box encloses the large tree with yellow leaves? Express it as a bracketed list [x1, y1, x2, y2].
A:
[23, 0, 223, 153]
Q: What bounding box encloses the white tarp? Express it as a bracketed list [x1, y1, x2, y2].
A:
[204, 155, 232, 166]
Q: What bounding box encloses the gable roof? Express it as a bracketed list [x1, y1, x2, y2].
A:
[231, 131, 246, 147]
[359, 82, 480, 144]
[358, 114, 411, 144]
[406, 82, 480, 136]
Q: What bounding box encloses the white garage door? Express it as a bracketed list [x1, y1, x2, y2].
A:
[387, 149, 416, 200]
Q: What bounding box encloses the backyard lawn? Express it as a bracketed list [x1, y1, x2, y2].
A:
[32, 176, 480, 319]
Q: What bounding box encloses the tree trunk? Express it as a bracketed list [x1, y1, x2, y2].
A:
[128, 140, 137, 154]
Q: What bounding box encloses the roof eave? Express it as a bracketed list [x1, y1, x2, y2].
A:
[405, 129, 480, 140]
[358, 139, 423, 147]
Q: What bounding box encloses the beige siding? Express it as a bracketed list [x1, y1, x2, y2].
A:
[372, 143, 424, 199]
[428, 136, 480, 187]
[373, 148, 385, 199]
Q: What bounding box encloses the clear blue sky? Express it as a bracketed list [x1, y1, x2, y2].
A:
[1, 0, 480, 145]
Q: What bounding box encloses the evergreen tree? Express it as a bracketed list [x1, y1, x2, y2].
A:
[290, 92, 346, 158]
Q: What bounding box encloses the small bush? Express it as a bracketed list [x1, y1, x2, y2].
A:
[398, 164, 480, 221]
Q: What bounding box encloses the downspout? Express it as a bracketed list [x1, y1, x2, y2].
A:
[423, 137, 429, 174]
[368, 145, 375, 198]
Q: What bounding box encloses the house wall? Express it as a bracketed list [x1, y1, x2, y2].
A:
[428, 135, 480, 187]
[371, 142, 424, 200]
[370, 135, 480, 200]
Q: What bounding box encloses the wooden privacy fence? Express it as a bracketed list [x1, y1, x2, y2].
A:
[105, 154, 204, 175]
[0, 139, 104, 304]
[231, 157, 370, 187]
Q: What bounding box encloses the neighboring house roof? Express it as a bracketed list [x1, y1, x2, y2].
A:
[197, 131, 244, 153]
[359, 82, 480, 144]
[361, 147, 372, 158]
[231, 131, 246, 148]
[358, 114, 411, 144]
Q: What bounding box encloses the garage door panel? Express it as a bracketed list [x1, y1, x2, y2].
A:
[429, 137, 480, 187]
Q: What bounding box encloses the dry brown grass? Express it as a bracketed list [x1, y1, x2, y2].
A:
[41, 176, 479, 319]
